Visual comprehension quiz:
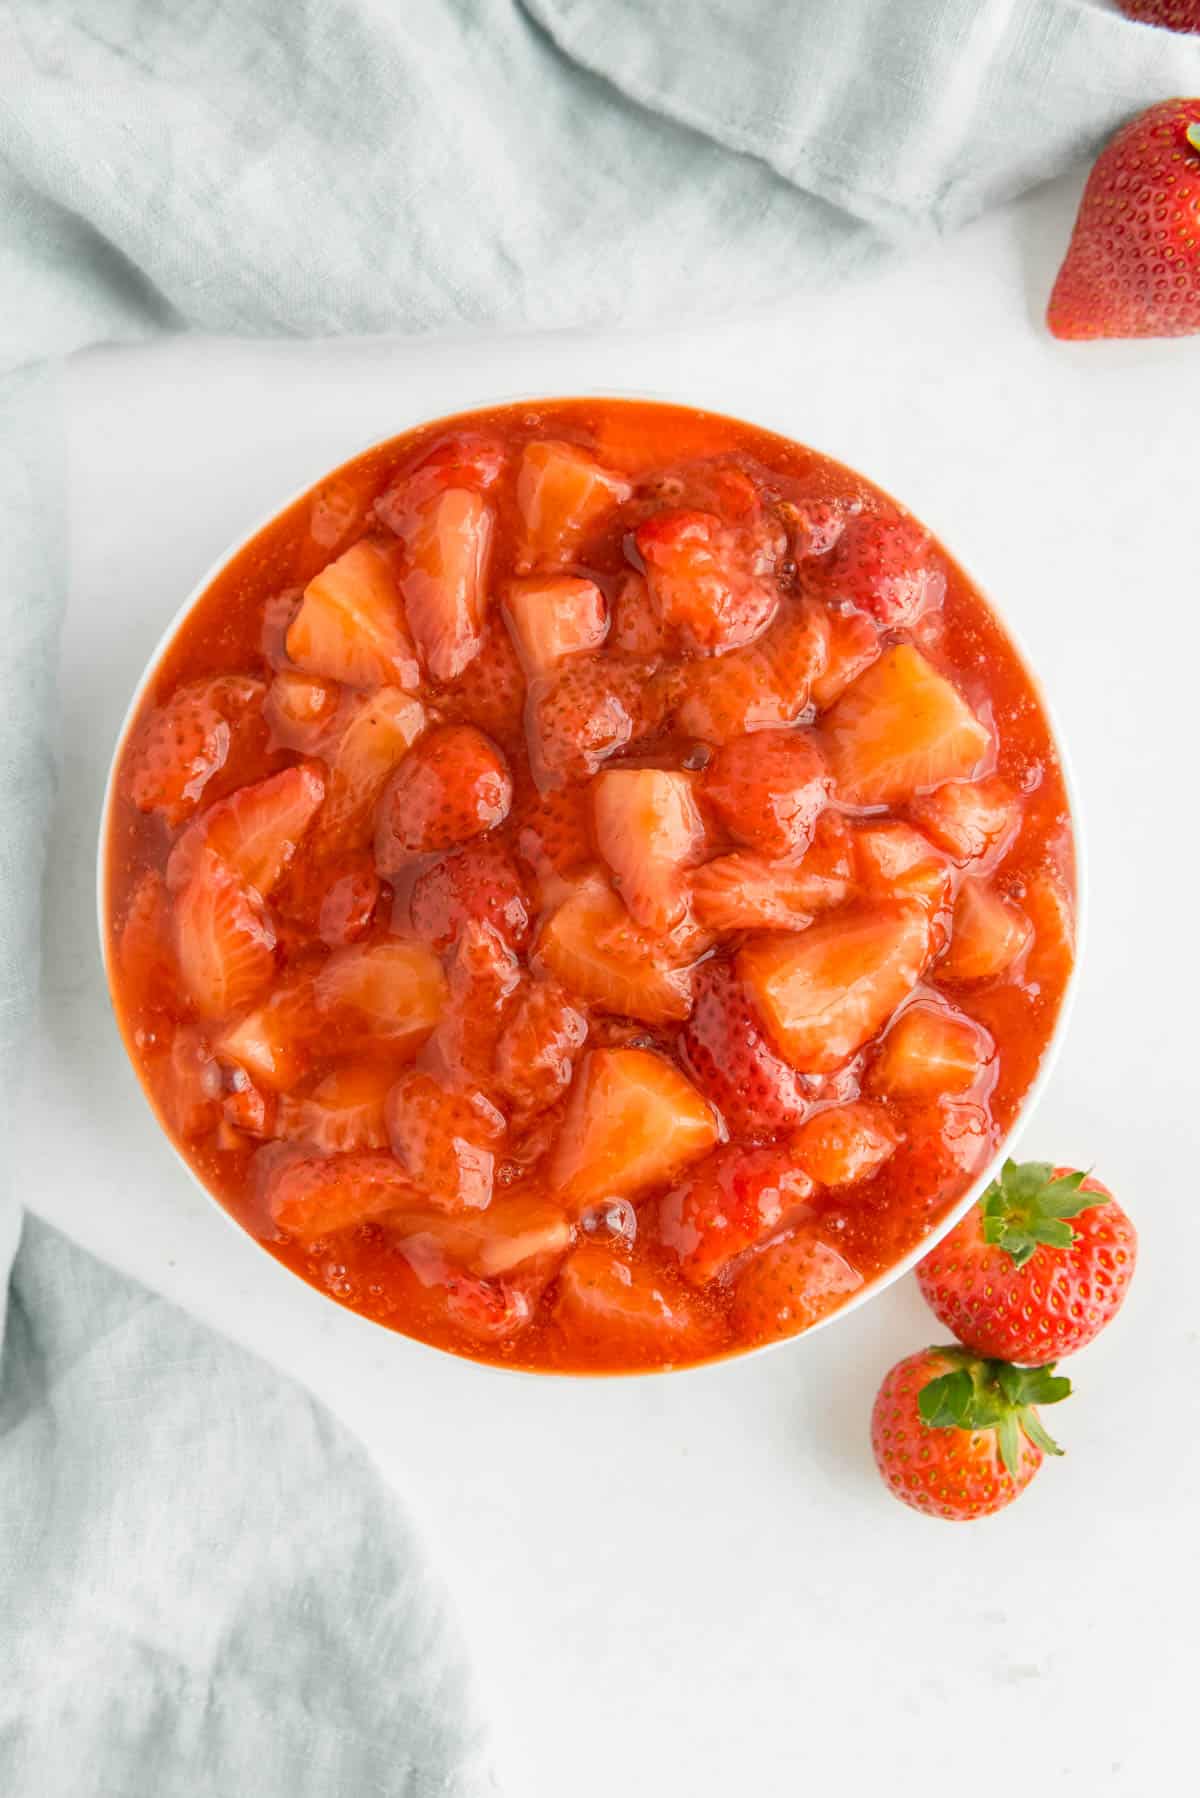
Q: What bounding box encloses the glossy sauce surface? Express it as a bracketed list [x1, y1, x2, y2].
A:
[104, 399, 1076, 1373]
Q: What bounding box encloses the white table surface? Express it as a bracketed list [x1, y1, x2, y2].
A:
[21, 166, 1198, 1795]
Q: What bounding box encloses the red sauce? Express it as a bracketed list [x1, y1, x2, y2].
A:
[103, 399, 1076, 1374]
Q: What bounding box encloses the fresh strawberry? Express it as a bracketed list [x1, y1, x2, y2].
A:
[126, 675, 266, 825]
[608, 572, 669, 655]
[658, 1144, 815, 1286]
[691, 814, 853, 933]
[792, 1101, 899, 1186]
[526, 655, 664, 786]
[117, 869, 176, 1015]
[872, 1347, 1070, 1520]
[818, 514, 946, 627]
[551, 1243, 716, 1362]
[549, 1047, 719, 1209]
[314, 940, 446, 1056]
[738, 900, 931, 1073]
[701, 728, 831, 858]
[534, 874, 706, 1023]
[635, 508, 779, 653]
[822, 645, 990, 805]
[514, 439, 631, 572]
[730, 1228, 863, 1342]
[374, 724, 512, 869]
[1021, 871, 1076, 994]
[389, 488, 495, 680]
[215, 974, 323, 1089]
[909, 776, 1019, 864]
[1115, 2, 1200, 30]
[263, 670, 342, 754]
[174, 849, 277, 1020]
[916, 1162, 1138, 1363]
[502, 575, 608, 675]
[494, 978, 589, 1122]
[678, 959, 812, 1137]
[940, 879, 1032, 981]
[671, 601, 827, 742]
[405, 838, 532, 953]
[167, 763, 325, 897]
[591, 767, 706, 933]
[809, 607, 880, 710]
[386, 1068, 506, 1211]
[267, 1149, 421, 1242]
[437, 621, 527, 751]
[276, 1063, 395, 1154]
[286, 539, 420, 690]
[424, 919, 522, 1088]
[1047, 101, 1200, 340]
[314, 688, 426, 851]
[868, 1002, 993, 1100]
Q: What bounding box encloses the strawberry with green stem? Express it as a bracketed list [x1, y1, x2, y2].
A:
[872, 1346, 1071, 1521]
[916, 1162, 1138, 1364]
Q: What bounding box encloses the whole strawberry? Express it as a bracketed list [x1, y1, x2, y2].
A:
[916, 1162, 1137, 1364]
[872, 1347, 1071, 1521]
[1116, 2, 1200, 32]
[1047, 99, 1200, 339]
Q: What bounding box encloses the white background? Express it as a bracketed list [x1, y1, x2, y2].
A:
[20, 167, 1199, 1794]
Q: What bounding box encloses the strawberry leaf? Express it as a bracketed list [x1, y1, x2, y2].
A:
[918, 1366, 974, 1429]
[996, 1412, 1021, 1478]
[980, 1161, 1103, 1267]
[916, 1353, 1071, 1474]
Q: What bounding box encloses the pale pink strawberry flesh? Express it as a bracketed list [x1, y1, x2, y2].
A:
[106, 400, 1075, 1373]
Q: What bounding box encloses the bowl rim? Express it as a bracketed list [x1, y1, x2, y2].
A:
[96, 386, 1087, 1382]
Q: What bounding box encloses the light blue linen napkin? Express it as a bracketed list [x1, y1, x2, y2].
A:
[1, 3, 1197, 1793]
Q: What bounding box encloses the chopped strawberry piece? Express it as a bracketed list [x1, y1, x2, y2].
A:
[552, 1244, 716, 1361]
[174, 849, 277, 1021]
[263, 671, 342, 754]
[534, 874, 706, 1023]
[314, 940, 446, 1057]
[512, 783, 594, 889]
[702, 728, 831, 858]
[609, 572, 669, 655]
[820, 514, 946, 627]
[692, 814, 853, 933]
[792, 1102, 899, 1186]
[438, 621, 527, 751]
[406, 838, 532, 953]
[731, 1230, 863, 1343]
[277, 1063, 394, 1154]
[658, 1145, 815, 1286]
[678, 960, 812, 1137]
[374, 724, 512, 869]
[1021, 870, 1076, 994]
[635, 508, 779, 653]
[896, 1098, 997, 1211]
[549, 1047, 719, 1209]
[494, 978, 589, 1122]
[268, 1150, 421, 1242]
[393, 1188, 573, 1280]
[315, 688, 426, 852]
[316, 859, 381, 946]
[514, 440, 631, 572]
[117, 869, 176, 1015]
[126, 675, 266, 825]
[386, 1068, 506, 1211]
[156, 1026, 223, 1140]
[215, 974, 323, 1090]
[286, 539, 420, 691]
[823, 645, 990, 805]
[391, 488, 495, 681]
[592, 767, 705, 934]
[869, 1002, 993, 1100]
[425, 919, 523, 1088]
[305, 463, 381, 559]
[809, 607, 880, 710]
[854, 821, 952, 918]
[221, 1066, 273, 1139]
[941, 879, 1032, 982]
[909, 776, 1020, 864]
[502, 575, 608, 676]
[376, 434, 507, 519]
[526, 655, 665, 787]
[781, 497, 851, 559]
[167, 764, 325, 897]
[671, 601, 827, 743]
[738, 900, 931, 1073]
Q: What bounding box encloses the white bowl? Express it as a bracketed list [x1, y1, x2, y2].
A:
[97, 393, 1085, 1376]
